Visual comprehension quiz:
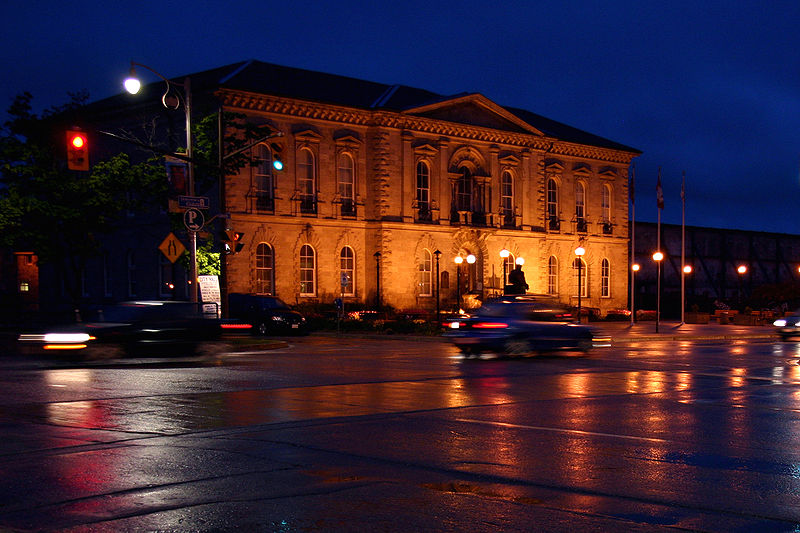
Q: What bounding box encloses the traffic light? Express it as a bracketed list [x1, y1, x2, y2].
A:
[270, 143, 284, 171]
[66, 130, 89, 171]
[221, 230, 245, 254]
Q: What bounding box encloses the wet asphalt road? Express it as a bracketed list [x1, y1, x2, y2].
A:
[2, 335, 800, 531]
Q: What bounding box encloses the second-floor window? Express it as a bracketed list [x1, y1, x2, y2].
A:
[501, 171, 514, 227]
[298, 148, 316, 214]
[547, 178, 559, 229]
[254, 144, 274, 211]
[338, 153, 355, 217]
[575, 181, 586, 231]
[416, 161, 431, 220]
[456, 167, 473, 212]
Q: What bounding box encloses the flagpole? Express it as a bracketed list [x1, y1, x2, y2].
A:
[630, 164, 636, 326]
[680, 171, 686, 326]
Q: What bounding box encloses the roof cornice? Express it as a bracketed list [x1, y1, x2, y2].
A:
[217, 89, 637, 164]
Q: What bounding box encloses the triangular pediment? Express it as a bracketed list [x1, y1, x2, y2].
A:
[403, 94, 544, 136]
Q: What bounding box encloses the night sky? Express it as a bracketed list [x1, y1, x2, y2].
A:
[4, 1, 799, 234]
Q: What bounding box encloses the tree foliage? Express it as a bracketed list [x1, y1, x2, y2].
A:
[0, 92, 166, 303]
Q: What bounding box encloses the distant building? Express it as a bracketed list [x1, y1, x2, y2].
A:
[632, 222, 800, 316]
[37, 60, 641, 316]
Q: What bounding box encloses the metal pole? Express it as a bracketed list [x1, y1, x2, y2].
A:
[434, 251, 441, 322]
[656, 261, 661, 333]
[184, 77, 198, 303]
[577, 261, 582, 324]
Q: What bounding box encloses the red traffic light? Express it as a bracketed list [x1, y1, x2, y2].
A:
[66, 130, 89, 171]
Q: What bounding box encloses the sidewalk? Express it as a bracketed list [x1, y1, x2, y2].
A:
[593, 320, 778, 344]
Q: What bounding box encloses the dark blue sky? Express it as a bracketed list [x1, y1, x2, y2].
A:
[4, 1, 799, 233]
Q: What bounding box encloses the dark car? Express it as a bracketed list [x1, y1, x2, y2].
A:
[443, 299, 598, 356]
[18, 301, 251, 359]
[227, 293, 308, 336]
[774, 312, 800, 340]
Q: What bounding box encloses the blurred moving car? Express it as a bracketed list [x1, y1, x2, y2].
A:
[18, 301, 251, 359]
[443, 298, 599, 356]
[227, 293, 308, 336]
[773, 312, 800, 340]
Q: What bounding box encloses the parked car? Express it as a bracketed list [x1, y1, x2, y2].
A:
[443, 298, 598, 356]
[227, 293, 308, 336]
[18, 301, 251, 359]
[773, 312, 800, 340]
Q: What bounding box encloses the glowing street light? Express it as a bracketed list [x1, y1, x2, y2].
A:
[631, 263, 640, 326]
[454, 256, 463, 311]
[681, 264, 693, 325]
[737, 264, 748, 309]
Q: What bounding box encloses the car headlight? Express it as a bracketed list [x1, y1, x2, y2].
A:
[44, 333, 92, 343]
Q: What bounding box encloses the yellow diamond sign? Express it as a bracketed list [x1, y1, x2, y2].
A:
[159, 233, 186, 263]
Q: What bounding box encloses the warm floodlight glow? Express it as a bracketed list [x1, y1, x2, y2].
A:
[515, 257, 525, 266]
[652, 251, 664, 262]
[500, 249, 510, 258]
[466, 254, 476, 264]
[631, 263, 640, 272]
[574, 246, 585, 256]
[737, 265, 747, 274]
[454, 256, 463, 265]
[683, 265, 693, 274]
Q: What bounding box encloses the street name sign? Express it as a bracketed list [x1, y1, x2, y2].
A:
[178, 195, 210, 209]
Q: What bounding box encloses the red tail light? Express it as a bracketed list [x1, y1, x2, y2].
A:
[221, 323, 252, 330]
[471, 322, 509, 329]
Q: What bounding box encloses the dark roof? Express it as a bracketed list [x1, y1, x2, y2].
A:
[93, 59, 639, 154]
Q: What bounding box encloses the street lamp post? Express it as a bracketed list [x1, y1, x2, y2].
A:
[574, 246, 585, 323]
[500, 249, 510, 294]
[631, 263, 640, 326]
[653, 251, 664, 332]
[124, 62, 198, 303]
[454, 256, 463, 311]
[737, 265, 747, 310]
[682, 264, 693, 324]
[374, 251, 382, 310]
[433, 250, 441, 322]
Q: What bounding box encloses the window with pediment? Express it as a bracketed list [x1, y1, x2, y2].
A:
[338, 153, 356, 217]
[501, 170, 514, 227]
[297, 148, 316, 214]
[418, 249, 432, 296]
[300, 244, 316, 295]
[340, 246, 355, 296]
[253, 143, 275, 212]
[547, 178, 559, 230]
[416, 161, 431, 221]
[575, 181, 587, 233]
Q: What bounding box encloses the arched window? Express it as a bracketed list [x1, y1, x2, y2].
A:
[338, 153, 355, 217]
[548, 256, 558, 295]
[416, 161, 431, 220]
[300, 244, 316, 295]
[254, 144, 274, 211]
[340, 246, 355, 296]
[575, 181, 586, 231]
[573, 257, 587, 297]
[501, 171, 514, 226]
[503, 253, 516, 287]
[297, 148, 316, 214]
[601, 258, 610, 298]
[256, 243, 274, 295]
[547, 179, 559, 229]
[418, 249, 432, 296]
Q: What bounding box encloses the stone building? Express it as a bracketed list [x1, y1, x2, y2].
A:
[31, 60, 639, 316]
[216, 61, 640, 314]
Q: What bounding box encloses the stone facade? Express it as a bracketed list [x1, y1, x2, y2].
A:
[220, 88, 638, 315]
